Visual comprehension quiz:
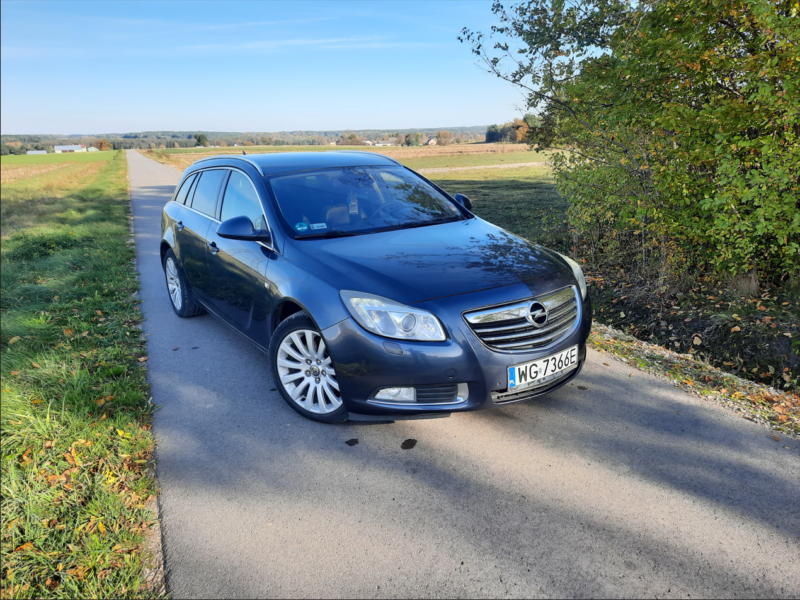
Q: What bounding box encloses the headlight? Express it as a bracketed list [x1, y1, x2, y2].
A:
[340, 291, 446, 341]
[558, 253, 587, 299]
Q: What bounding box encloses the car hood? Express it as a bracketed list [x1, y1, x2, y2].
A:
[286, 218, 568, 304]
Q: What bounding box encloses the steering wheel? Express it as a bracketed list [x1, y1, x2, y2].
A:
[370, 201, 403, 220]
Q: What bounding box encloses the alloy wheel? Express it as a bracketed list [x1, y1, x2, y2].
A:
[276, 329, 341, 414]
[165, 257, 182, 311]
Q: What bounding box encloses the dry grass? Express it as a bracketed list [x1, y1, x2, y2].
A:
[141, 143, 534, 172]
[1, 164, 73, 184]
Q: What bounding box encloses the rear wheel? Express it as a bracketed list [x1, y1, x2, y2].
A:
[269, 311, 346, 423]
[162, 249, 205, 318]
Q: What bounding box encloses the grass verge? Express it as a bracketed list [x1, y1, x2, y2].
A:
[1, 150, 157, 598]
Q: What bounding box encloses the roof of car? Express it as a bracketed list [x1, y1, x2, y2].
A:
[191, 151, 402, 176]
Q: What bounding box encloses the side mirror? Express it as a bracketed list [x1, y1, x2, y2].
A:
[453, 194, 473, 211]
[216, 216, 272, 244]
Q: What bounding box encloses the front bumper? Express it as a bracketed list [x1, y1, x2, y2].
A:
[320, 273, 592, 419]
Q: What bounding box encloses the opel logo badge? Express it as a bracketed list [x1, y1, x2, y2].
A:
[526, 301, 548, 327]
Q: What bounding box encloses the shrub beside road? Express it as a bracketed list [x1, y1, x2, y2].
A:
[1, 151, 157, 598]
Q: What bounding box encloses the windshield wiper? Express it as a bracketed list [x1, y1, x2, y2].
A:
[295, 229, 360, 240]
[372, 217, 462, 234]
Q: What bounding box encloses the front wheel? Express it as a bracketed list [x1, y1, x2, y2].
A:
[269, 311, 347, 423]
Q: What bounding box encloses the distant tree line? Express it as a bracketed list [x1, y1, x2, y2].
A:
[484, 114, 554, 145]
[1, 126, 487, 154]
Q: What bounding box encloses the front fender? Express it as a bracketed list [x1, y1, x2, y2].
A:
[268, 255, 350, 332]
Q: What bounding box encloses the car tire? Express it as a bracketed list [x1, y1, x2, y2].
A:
[162, 249, 205, 318]
[269, 311, 347, 424]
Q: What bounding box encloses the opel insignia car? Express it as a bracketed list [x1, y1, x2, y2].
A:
[160, 151, 592, 423]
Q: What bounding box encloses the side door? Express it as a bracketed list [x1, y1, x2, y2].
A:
[177, 168, 227, 300]
[204, 169, 274, 340]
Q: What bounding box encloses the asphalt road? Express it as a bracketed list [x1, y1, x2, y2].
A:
[127, 150, 800, 599]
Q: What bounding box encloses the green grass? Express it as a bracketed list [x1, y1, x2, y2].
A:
[1, 153, 114, 166]
[432, 165, 569, 251]
[1, 151, 157, 598]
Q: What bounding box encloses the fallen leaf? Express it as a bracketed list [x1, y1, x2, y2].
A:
[603, 362, 610, 366]
[757, 305, 767, 311]
[684, 318, 692, 322]
[30, 361, 40, 369]
[772, 435, 780, 441]
[782, 302, 789, 306]
[10, 371, 20, 376]
[693, 337, 702, 345]
[620, 311, 625, 318]
[97, 521, 106, 534]
[9, 336, 21, 344]
[96, 310, 103, 316]
[138, 357, 148, 362]
[80, 331, 89, 337]
[172, 347, 179, 351]
[63, 329, 73, 336]
[731, 326, 741, 332]
[14, 542, 34, 553]
[95, 398, 105, 406]
[783, 332, 792, 338]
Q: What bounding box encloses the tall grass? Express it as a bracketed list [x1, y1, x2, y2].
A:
[1, 151, 157, 598]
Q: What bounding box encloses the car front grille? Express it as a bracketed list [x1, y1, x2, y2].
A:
[464, 286, 580, 352]
[415, 384, 459, 403]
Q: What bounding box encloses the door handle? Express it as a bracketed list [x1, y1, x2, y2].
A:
[176, 220, 184, 231]
[208, 242, 219, 254]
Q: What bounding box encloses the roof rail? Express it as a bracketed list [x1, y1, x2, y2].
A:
[192, 155, 264, 176]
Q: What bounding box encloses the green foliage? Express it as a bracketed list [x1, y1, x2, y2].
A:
[193, 133, 209, 147]
[463, 0, 800, 285]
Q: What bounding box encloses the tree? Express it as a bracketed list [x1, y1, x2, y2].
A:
[194, 133, 209, 147]
[338, 133, 365, 146]
[436, 130, 454, 146]
[462, 0, 800, 283]
[395, 133, 405, 146]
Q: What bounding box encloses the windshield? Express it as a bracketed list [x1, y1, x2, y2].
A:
[268, 166, 466, 237]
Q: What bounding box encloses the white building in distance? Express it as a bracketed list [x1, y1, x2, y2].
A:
[54, 144, 86, 153]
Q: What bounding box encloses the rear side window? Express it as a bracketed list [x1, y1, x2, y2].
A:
[190, 170, 226, 217]
[221, 171, 265, 230]
[173, 173, 197, 205]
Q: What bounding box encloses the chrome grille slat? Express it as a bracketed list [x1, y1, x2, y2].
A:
[483, 314, 576, 343]
[464, 286, 580, 352]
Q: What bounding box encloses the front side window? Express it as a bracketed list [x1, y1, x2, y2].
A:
[269, 166, 464, 237]
[190, 170, 226, 217]
[173, 173, 197, 205]
[221, 171, 265, 230]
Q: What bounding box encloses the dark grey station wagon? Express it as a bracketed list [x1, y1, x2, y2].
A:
[160, 151, 591, 423]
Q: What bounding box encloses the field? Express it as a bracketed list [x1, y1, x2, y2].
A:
[1, 151, 157, 598]
[142, 142, 547, 172]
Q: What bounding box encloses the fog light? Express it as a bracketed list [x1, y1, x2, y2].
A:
[374, 387, 416, 402]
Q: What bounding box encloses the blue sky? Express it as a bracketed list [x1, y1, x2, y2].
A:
[0, 1, 528, 134]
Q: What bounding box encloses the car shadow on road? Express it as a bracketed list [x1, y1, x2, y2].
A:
[148, 313, 799, 597]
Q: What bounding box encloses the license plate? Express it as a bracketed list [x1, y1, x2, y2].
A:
[508, 345, 578, 390]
